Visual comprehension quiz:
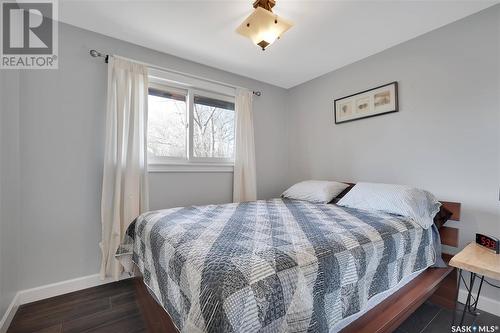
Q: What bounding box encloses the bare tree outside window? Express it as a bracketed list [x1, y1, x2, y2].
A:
[193, 97, 234, 159]
[147, 94, 187, 158]
[147, 86, 235, 162]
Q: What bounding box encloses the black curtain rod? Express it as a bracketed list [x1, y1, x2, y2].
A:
[89, 49, 262, 97]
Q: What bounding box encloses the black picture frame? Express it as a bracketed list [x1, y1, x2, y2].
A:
[334, 81, 399, 124]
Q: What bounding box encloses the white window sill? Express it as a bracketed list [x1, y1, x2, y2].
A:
[148, 163, 234, 173]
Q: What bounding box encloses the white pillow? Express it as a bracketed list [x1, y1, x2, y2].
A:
[282, 180, 350, 203]
[336, 182, 441, 228]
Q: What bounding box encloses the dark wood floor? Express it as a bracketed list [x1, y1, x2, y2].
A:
[396, 300, 499, 333]
[8, 278, 177, 333]
[7, 278, 500, 333]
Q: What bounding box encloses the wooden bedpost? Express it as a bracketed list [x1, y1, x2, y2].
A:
[430, 201, 461, 309]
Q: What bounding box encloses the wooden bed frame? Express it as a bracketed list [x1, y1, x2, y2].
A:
[132, 199, 462, 333]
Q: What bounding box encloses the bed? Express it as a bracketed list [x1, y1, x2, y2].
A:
[117, 190, 461, 333]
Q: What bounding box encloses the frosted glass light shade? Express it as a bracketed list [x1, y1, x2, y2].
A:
[236, 7, 293, 50]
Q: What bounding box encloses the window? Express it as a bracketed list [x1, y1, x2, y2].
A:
[148, 87, 187, 158]
[147, 81, 235, 170]
[193, 94, 235, 159]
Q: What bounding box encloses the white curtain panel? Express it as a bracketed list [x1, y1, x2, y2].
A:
[233, 89, 257, 202]
[100, 57, 149, 280]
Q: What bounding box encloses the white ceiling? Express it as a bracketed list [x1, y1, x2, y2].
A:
[59, 0, 497, 88]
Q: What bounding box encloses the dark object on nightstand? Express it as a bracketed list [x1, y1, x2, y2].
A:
[475, 233, 500, 254]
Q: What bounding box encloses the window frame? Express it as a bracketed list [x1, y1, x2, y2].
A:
[147, 75, 236, 173]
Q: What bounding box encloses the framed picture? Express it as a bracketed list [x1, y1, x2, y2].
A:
[334, 81, 398, 124]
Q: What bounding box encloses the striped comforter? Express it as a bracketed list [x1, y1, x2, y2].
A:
[119, 198, 436, 332]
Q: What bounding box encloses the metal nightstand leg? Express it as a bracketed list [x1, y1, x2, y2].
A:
[469, 275, 484, 312]
[452, 269, 485, 327]
[452, 269, 462, 326]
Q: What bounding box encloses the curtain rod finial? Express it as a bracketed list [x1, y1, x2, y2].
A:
[90, 49, 109, 63]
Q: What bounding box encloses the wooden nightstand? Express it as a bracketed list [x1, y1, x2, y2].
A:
[449, 242, 500, 326]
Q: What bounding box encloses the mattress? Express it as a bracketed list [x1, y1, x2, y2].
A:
[117, 198, 436, 332]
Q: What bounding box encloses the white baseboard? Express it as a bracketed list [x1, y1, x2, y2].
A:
[17, 274, 117, 305]
[458, 289, 500, 317]
[0, 294, 19, 333]
[0, 273, 130, 333]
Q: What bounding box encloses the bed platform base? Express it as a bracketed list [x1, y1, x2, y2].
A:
[133, 200, 461, 333]
[134, 278, 179, 333]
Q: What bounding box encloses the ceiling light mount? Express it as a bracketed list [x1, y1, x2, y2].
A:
[253, 0, 275, 12]
[236, 0, 293, 51]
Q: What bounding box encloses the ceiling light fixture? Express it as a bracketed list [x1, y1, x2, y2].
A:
[236, 0, 293, 51]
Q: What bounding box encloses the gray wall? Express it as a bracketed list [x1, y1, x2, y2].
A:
[0, 71, 21, 316]
[15, 22, 289, 290]
[149, 172, 233, 210]
[287, 6, 500, 301]
[1, 69, 3, 317]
